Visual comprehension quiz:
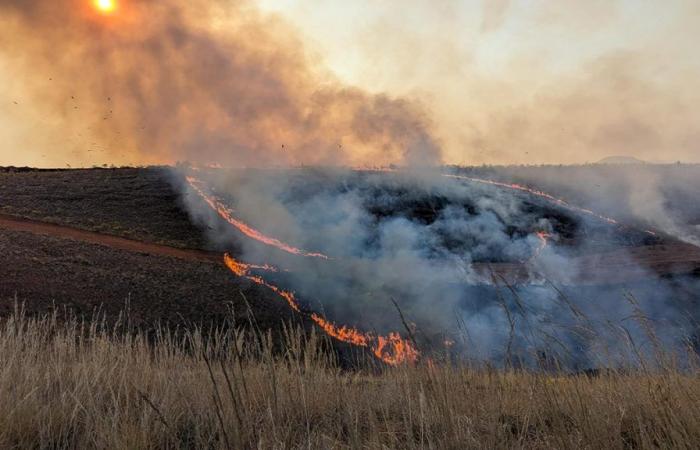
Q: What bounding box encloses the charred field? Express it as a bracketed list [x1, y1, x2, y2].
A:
[0, 167, 299, 335]
[2, 165, 700, 368]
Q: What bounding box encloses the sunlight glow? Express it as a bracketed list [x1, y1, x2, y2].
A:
[94, 0, 116, 14]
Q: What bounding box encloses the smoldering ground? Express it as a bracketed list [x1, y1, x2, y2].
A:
[178, 167, 700, 370]
[457, 164, 700, 247]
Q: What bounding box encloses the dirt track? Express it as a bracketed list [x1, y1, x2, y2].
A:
[2, 213, 700, 285]
[0, 214, 221, 264]
[479, 242, 700, 285]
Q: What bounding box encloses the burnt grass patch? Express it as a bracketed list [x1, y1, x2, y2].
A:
[0, 228, 298, 333]
[0, 166, 210, 250]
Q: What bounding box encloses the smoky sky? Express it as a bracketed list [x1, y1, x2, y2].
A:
[0, 0, 441, 168]
[273, 0, 700, 165]
[3, 0, 699, 167]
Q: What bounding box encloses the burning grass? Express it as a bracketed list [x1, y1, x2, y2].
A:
[0, 305, 698, 449]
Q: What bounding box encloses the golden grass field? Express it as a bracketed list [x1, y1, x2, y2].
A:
[1, 305, 698, 450]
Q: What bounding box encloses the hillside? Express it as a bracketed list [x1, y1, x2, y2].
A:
[1, 166, 699, 365]
[0, 167, 295, 331]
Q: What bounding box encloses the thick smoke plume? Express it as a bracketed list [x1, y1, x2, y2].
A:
[0, 0, 441, 167]
[182, 168, 700, 369]
[296, 0, 700, 165]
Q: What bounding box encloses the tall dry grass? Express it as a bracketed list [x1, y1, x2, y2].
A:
[0, 305, 698, 449]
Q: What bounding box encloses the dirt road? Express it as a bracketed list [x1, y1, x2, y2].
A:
[0, 214, 221, 264]
[2, 213, 699, 285]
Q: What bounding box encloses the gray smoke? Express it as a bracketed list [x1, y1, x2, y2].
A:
[468, 164, 700, 246]
[176, 166, 700, 370]
[0, 0, 442, 168]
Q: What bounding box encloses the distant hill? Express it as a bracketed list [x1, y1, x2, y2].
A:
[596, 156, 648, 165]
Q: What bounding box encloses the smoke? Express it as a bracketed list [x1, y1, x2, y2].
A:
[458, 52, 700, 165]
[480, 0, 510, 33]
[4, 1, 699, 167]
[0, 0, 441, 168]
[179, 167, 700, 369]
[479, 164, 700, 247]
[278, 0, 700, 165]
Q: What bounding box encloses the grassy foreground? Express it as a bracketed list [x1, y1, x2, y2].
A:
[0, 308, 698, 449]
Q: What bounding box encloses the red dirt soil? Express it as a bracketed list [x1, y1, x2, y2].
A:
[0, 214, 220, 264]
[2, 213, 699, 286]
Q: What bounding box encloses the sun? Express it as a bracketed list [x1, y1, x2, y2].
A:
[94, 0, 116, 14]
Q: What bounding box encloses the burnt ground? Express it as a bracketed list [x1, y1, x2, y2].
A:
[0, 167, 301, 333]
[0, 227, 297, 331]
[0, 166, 209, 249]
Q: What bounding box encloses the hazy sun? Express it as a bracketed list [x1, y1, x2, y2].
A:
[94, 0, 116, 14]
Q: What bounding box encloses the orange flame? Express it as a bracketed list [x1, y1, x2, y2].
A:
[443, 174, 625, 226]
[221, 254, 278, 275]
[310, 313, 371, 347]
[224, 254, 300, 312]
[374, 333, 420, 366]
[529, 231, 553, 261]
[222, 254, 418, 364]
[222, 254, 249, 276]
[187, 176, 329, 259]
[310, 314, 419, 364]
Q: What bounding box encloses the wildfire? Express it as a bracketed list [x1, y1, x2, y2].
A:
[222, 253, 419, 364]
[187, 177, 329, 259]
[359, 169, 645, 235]
[224, 254, 300, 312]
[311, 314, 370, 347]
[530, 231, 553, 261]
[220, 255, 278, 276]
[443, 174, 625, 226]
[309, 315, 419, 365]
[198, 168, 636, 367]
[375, 333, 420, 366]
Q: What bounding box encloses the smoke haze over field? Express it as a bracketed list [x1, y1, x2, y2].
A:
[261, 0, 700, 165]
[2, 1, 700, 167]
[0, 0, 440, 168]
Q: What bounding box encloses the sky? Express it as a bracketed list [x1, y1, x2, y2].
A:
[1, 0, 699, 167]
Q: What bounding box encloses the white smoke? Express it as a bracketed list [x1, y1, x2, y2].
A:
[175, 166, 700, 369]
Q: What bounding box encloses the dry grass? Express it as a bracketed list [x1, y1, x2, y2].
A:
[0, 306, 698, 449]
